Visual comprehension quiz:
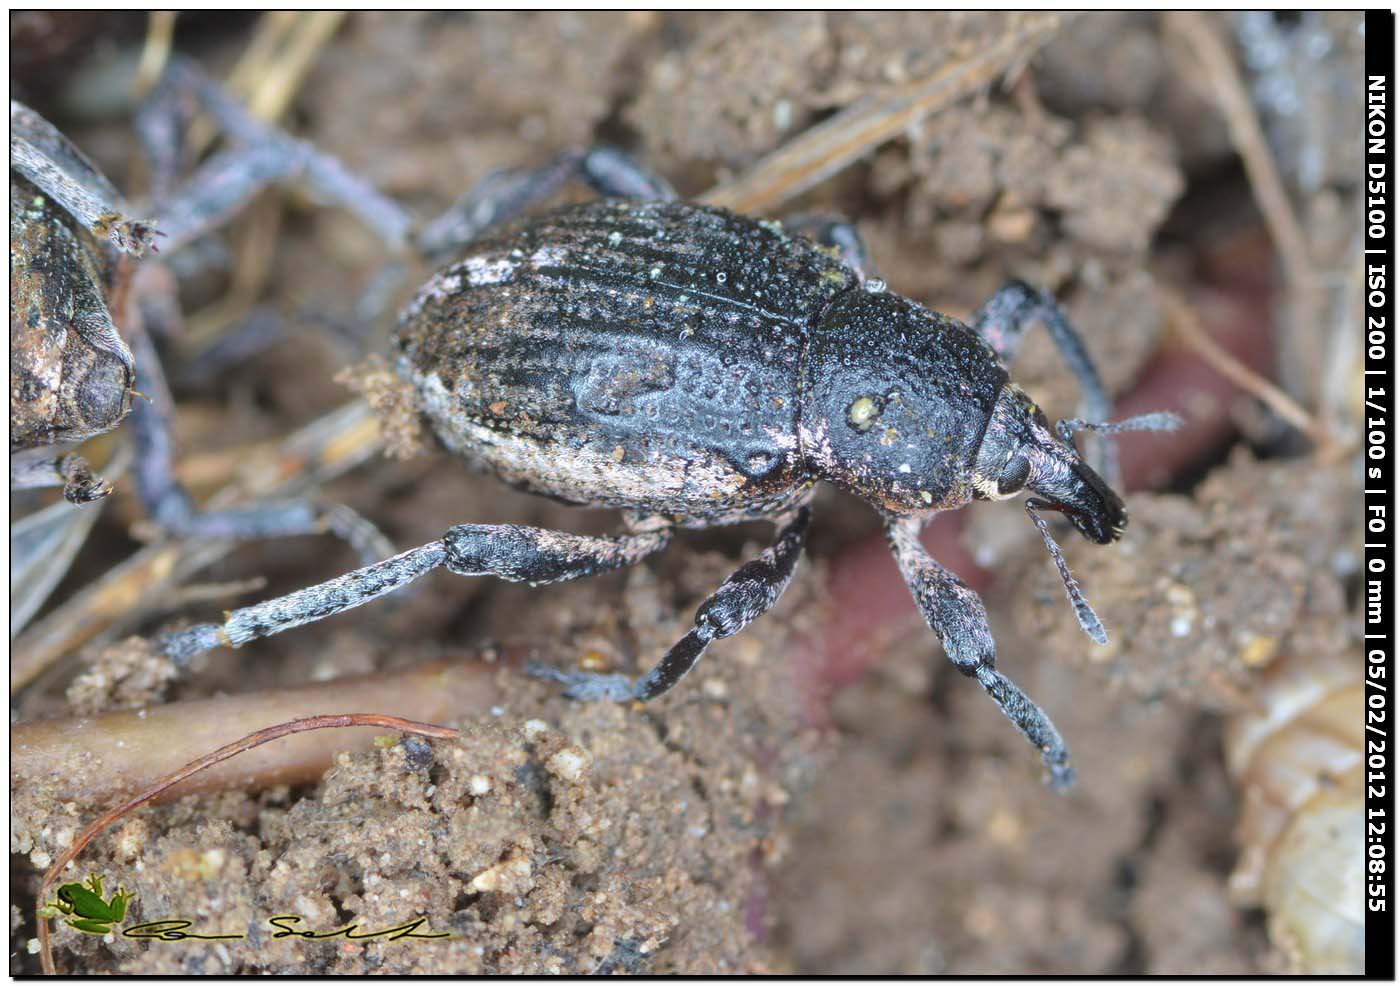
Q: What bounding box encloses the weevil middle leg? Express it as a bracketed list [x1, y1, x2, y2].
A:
[530, 507, 812, 702]
[416, 145, 677, 257]
[780, 214, 872, 280]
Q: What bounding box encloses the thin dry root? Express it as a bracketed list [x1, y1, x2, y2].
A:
[1158, 286, 1334, 452]
[34, 708, 462, 974]
[16, 656, 498, 806]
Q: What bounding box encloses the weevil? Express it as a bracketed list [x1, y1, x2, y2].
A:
[10, 64, 409, 567]
[159, 147, 1177, 788]
[10, 100, 152, 504]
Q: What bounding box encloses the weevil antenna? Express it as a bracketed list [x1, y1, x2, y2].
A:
[1055, 411, 1183, 446]
[1025, 498, 1108, 645]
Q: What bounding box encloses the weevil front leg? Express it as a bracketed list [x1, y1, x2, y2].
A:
[971, 280, 1115, 482]
[532, 507, 811, 702]
[886, 515, 1074, 789]
[158, 524, 672, 665]
[416, 146, 677, 257]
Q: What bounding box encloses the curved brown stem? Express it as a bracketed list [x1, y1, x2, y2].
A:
[36, 713, 459, 975]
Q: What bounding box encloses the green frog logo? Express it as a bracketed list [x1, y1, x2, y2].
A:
[43, 874, 136, 935]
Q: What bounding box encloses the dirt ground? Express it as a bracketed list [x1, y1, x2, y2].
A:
[11, 12, 1364, 975]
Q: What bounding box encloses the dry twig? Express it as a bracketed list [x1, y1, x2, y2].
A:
[700, 14, 1060, 214]
[1158, 285, 1333, 451]
[1163, 11, 1324, 407]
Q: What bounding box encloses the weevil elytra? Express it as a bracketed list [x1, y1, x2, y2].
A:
[160, 147, 1178, 788]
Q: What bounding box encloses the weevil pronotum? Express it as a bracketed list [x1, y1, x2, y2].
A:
[158, 146, 1178, 788]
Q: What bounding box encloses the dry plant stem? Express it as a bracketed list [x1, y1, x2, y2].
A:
[1158, 285, 1333, 451]
[34, 711, 463, 975]
[132, 11, 177, 100]
[243, 11, 347, 123]
[1163, 11, 1322, 408]
[185, 13, 344, 340]
[11, 400, 383, 693]
[700, 14, 1060, 214]
[188, 12, 344, 155]
[14, 657, 494, 804]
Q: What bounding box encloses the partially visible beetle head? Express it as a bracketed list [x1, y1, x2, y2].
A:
[973, 384, 1126, 544]
[973, 384, 1179, 646]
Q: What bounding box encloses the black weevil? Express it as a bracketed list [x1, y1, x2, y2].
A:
[160, 148, 1177, 788]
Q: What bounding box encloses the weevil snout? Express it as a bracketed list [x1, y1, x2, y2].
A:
[1027, 455, 1126, 545]
[973, 384, 1127, 544]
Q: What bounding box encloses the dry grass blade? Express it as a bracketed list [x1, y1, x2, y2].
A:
[1163, 14, 1318, 318]
[132, 11, 177, 100]
[35, 712, 460, 974]
[184, 11, 348, 338]
[1158, 285, 1334, 451]
[700, 13, 1061, 215]
[11, 400, 383, 693]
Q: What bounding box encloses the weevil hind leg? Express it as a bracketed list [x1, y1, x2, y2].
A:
[971, 280, 1116, 483]
[416, 146, 677, 258]
[532, 508, 811, 703]
[886, 515, 1074, 789]
[159, 523, 672, 666]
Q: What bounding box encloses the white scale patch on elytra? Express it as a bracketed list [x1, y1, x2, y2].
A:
[410, 368, 751, 519]
[400, 254, 521, 321]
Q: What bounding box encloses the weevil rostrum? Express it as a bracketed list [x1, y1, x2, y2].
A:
[159, 147, 1178, 788]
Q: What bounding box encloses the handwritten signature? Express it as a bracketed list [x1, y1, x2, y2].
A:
[122, 916, 449, 942]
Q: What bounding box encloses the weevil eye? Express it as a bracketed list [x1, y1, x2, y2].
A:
[997, 453, 1031, 496]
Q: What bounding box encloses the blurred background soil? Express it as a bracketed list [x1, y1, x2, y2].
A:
[11, 11, 1365, 974]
